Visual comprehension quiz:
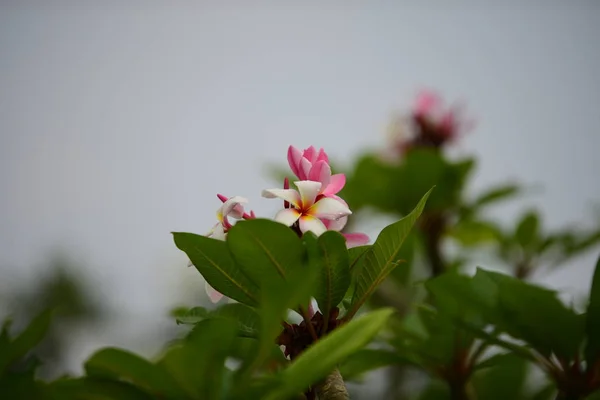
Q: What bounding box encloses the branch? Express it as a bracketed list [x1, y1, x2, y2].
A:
[315, 369, 349, 400]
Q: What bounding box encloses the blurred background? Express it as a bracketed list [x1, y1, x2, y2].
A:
[1, 0, 599, 391]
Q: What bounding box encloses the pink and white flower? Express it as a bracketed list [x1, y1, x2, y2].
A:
[193, 194, 254, 303]
[287, 145, 346, 197]
[262, 180, 352, 236]
[320, 196, 370, 248]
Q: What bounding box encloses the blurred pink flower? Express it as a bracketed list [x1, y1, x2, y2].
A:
[412, 89, 474, 141]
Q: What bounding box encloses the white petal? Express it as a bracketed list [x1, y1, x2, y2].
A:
[294, 180, 321, 208]
[324, 215, 348, 231]
[205, 281, 225, 303]
[274, 208, 301, 226]
[219, 196, 248, 220]
[208, 223, 227, 240]
[261, 188, 301, 208]
[299, 215, 327, 236]
[308, 197, 352, 220]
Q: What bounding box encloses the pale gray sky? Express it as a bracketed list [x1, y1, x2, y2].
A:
[1, 1, 599, 377]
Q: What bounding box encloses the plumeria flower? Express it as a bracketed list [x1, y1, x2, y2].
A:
[321, 196, 370, 248]
[262, 180, 352, 236]
[190, 194, 254, 303]
[287, 145, 346, 197]
[205, 194, 252, 240]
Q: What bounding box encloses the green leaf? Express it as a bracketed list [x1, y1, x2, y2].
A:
[173, 232, 259, 306]
[476, 269, 584, 359]
[159, 318, 237, 400]
[309, 231, 351, 318]
[45, 377, 154, 400]
[348, 245, 371, 271]
[425, 272, 497, 328]
[226, 218, 304, 285]
[0, 369, 43, 399]
[84, 348, 186, 399]
[236, 249, 319, 383]
[472, 353, 529, 400]
[338, 349, 406, 380]
[265, 308, 394, 400]
[347, 189, 432, 319]
[174, 304, 261, 338]
[449, 219, 503, 247]
[212, 304, 261, 338]
[515, 211, 540, 250]
[174, 307, 210, 325]
[342, 155, 399, 212]
[0, 309, 53, 374]
[585, 254, 600, 364]
[474, 352, 516, 371]
[530, 383, 557, 400]
[473, 184, 521, 209]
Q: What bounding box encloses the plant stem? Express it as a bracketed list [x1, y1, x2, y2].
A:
[300, 306, 319, 341]
[449, 380, 470, 400]
[315, 369, 349, 400]
[421, 213, 446, 276]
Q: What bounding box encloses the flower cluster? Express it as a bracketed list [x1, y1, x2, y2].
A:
[194, 145, 368, 303]
[387, 89, 473, 155]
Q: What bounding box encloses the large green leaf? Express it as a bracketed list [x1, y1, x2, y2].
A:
[44, 377, 154, 400]
[0, 309, 53, 374]
[472, 353, 529, 400]
[226, 218, 305, 285]
[265, 308, 394, 400]
[338, 349, 407, 380]
[347, 189, 432, 319]
[425, 271, 497, 328]
[348, 245, 371, 271]
[174, 304, 260, 338]
[84, 348, 186, 399]
[159, 318, 237, 400]
[235, 249, 319, 385]
[427, 269, 584, 360]
[476, 269, 584, 359]
[0, 369, 44, 400]
[173, 232, 259, 306]
[342, 155, 399, 212]
[307, 231, 351, 319]
[585, 254, 600, 364]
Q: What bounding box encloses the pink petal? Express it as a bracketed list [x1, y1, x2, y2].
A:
[308, 160, 331, 190]
[302, 146, 317, 163]
[414, 90, 441, 116]
[274, 208, 302, 226]
[323, 215, 347, 232]
[295, 180, 322, 208]
[262, 188, 301, 208]
[309, 197, 352, 220]
[316, 148, 329, 163]
[205, 281, 225, 303]
[299, 215, 327, 236]
[343, 233, 370, 248]
[287, 146, 303, 179]
[322, 174, 346, 196]
[299, 158, 312, 180]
